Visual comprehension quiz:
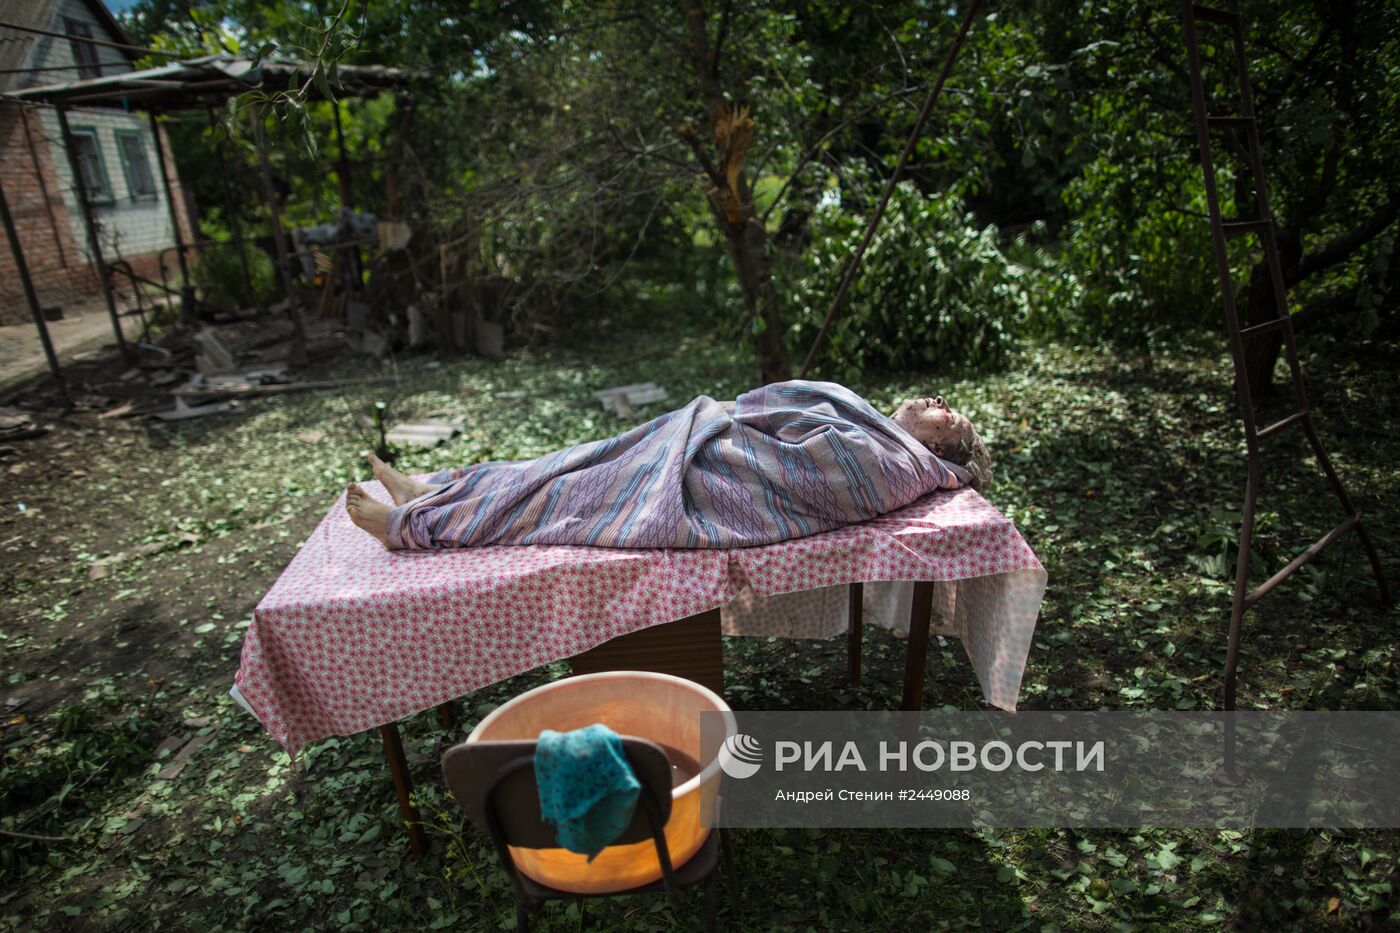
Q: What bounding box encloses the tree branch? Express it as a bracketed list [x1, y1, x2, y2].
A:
[1277, 3, 1356, 264]
[606, 126, 692, 173]
[759, 82, 931, 224]
[0, 828, 78, 844]
[1292, 287, 1358, 331]
[1289, 192, 1400, 286]
[711, 0, 734, 79]
[1134, 6, 1188, 88]
[683, 0, 724, 104]
[1257, 26, 1333, 114]
[676, 122, 726, 188]
[1278, 147, 1340, 261]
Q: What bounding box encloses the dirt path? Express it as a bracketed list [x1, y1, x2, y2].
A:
[0, 305, 123, 395]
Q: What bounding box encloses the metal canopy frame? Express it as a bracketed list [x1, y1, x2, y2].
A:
[4, 55, 419, 113]
[1179, 1, 1392, 711]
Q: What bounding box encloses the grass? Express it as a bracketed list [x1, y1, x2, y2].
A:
[1, 311, 1397, 930]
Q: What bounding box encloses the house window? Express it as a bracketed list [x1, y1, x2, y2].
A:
[63, 18, 103, 80]
[68, 128, 113, 204]
[115, 130, 157, 199]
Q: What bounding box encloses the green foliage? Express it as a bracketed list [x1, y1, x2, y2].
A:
[787, 182, 1047, 378]
[1053, 155, 1222, 344]
[193, 241, 278, 312]
[4, 318, 1399, 928]
[1, 690, 159, 879]
[123, 0, 1400, 375]
[1187, 506, 1276, 581]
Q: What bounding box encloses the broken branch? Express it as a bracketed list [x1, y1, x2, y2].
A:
[0, 828, 78, 844]
[175, 376, 393, 399]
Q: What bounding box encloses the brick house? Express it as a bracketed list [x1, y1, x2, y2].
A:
[0, 0, 195, 327]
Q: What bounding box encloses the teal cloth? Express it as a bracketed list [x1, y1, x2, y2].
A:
[534, 724, 641, 861]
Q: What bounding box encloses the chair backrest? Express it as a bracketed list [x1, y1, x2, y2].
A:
[442, 736, 676, 849]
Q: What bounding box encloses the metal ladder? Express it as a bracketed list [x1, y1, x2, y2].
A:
[1179, 1, 1391, 710]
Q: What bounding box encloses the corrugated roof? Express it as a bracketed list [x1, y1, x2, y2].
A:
[0, 0, 137, 94]
[4, 54, 420, 111]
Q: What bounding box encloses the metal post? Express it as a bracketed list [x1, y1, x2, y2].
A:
[0, 173, 66, 396]
[55, 104, 129, 362]
[18, 105, 68, 268]
[249, 102, 307, 365]
[331, 100, 363, 290]
[207, 108, 258, 313]
[147, 112, 194, 324]
[332, 100, 353, 207]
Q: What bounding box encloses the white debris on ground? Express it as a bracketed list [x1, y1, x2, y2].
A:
[593, 382, 668, 418]
[384, 420, 466, 448]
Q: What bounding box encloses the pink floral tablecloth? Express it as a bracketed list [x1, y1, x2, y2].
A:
[233, 483, 1047, 754]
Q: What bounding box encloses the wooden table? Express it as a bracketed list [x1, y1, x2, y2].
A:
[379, 580, 937, 855]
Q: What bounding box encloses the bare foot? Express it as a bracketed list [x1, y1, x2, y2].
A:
[369, 452, 442, 506]
[346, 482, 394, 548]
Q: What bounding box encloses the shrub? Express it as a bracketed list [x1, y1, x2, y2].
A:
[193, 240, 278, 312]
[1052, 155, 1222, 345]
[785, 181, 1047, 380]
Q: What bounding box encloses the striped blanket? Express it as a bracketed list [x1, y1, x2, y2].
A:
[387, 380, 958, 550]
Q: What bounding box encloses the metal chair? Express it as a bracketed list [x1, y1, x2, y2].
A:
[442, 736, 740, 932]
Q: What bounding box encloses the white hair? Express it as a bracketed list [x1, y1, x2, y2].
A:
[944, 422, 992, 490]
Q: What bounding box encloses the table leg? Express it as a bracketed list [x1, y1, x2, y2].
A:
[847, 582, 863, 688]
[436, 701, 458, 731]
[380, 722, 428, 856]
[900, 581, 935, 711]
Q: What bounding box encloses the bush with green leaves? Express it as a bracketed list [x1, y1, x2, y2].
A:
[785, 182, 1052, 381]
[193, 240, 279, 313]
[1052, 155, 1222, 346]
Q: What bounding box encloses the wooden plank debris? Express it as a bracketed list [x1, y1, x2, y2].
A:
[203, 367, 287, 388]
[384, 419, 465, 449]
[593, 382, 668, 416]
[377, 220, 412, 252]
[153, 731, 217, 782]
[174, 376, 390, 399]
[0, 408, 45, 441]
[151, 397, 236, 422]
[0, 409, 33, 429]
[192, 330, 238, 373]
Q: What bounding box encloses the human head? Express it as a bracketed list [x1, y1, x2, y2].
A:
[890, 396, 992, 489]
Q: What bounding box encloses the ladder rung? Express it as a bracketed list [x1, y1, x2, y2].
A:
[1207, 115, 1254, 130]
[1244, 515, 1360, 608]
[1192, 4, 1241, 26]
[1222, 219, 1273, 238]
[1239, 315, 1288, 339]
[1256, 410, 1307, 439]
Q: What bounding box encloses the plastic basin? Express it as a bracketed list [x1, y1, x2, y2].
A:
[466, 670, 735, 894]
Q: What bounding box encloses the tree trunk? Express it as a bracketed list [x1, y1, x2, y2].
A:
[679, 1, 792, 385]
[1242, 260, 1283, 401]
[722, 212, 789, 383]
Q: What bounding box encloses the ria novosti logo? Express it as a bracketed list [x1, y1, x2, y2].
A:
[718, 733, 764, 779]
[716, 733, 1106, 779]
